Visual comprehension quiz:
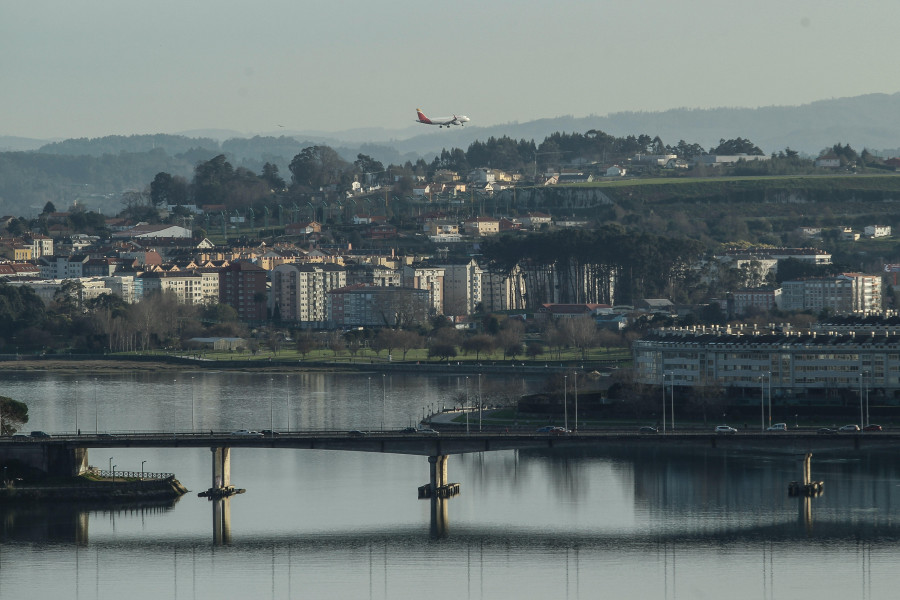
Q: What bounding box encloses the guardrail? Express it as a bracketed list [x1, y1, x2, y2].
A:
[92, 469, 174, 480]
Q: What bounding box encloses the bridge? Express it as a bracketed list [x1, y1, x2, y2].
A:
[2, 428, 895, 494]
[2, 429, 894, 542]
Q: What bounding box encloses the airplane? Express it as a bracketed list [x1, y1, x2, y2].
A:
[415, 108, 470, 128]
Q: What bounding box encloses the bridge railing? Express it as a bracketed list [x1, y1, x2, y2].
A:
[92, 469, 174, 480]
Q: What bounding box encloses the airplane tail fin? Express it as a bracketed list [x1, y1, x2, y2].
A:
[416, 108, 431, 123]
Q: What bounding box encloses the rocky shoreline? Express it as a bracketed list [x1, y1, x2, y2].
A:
[0, 476, 189, 503]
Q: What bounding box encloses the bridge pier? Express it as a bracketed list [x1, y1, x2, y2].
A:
[212, 447, 231, 489]
[199, 447, 245, 499]
[429, 454, 448, 491]
[419, 455, 460, 499]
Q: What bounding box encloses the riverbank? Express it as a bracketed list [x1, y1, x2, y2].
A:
[0, 474, 189, 503]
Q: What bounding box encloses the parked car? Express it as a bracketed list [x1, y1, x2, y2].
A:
[639, 426, 659, 434]
[715, 425, 737, 434]
[863, 424, 883, 432]
[817, 428, 837, 435]
[231, 429, 263, 437]
[839, 424, 861, 433]
[766, 423, 787, 431]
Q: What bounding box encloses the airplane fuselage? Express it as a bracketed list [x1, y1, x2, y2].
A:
[416, 108, 470, 127]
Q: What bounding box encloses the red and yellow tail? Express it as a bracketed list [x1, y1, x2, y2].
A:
[416, 108, 431, 123]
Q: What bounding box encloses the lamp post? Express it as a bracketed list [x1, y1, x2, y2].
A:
[465, 377, 470, 434]
[563, 375, 568, 431]
[760, 375, 765, 432]
[191, 376, 195, 432]
[286, 375, 291, 432]
[112, 465, 116, 483]
[94, 378, 98, 434]
[661, 371, 669, 434]
[864, 371, 870, 427]
[859, 372, 864, 430]
[574, 372, 578, 432]
[141, 460, 147, 480]
[767, 371, 772, 427]
[74, 381, 79, 434]
[108, 457, 113, 473]
[670, 373, 675, 431]
[478, 373, 482, 432]
[381, 374, 386, 431]
[269, 378, 274, 434]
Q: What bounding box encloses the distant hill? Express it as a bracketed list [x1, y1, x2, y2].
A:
[3, 92, 900, 218]
[368, 93, 900, 158]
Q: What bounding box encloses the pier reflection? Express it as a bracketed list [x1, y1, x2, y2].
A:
[430, 496, 449, 539]
[211, 497, 232, 545]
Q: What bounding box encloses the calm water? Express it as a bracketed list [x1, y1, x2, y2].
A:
[1, 370, 899, 599]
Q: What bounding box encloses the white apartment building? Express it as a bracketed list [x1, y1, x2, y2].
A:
[780, 273, 882, 314]
[438, 259, 483, 316]
[269, 263, 347, 322]
[633, 323, 900, 397]
[402, 265, 445, 315]
[140, 271, 207, 305]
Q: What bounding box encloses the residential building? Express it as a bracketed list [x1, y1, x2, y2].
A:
[140, 271, 206, 305]
[865, 225, 891, 238]
[402, 264, 445, 314]
[632, 322, 900, 397]
[438, 259, 483, 316]
[269, 263, 346, 323]
[780, 273, 882, 314]
[462, 217, 500, 236]
[328, 284, 429, 328]
[730, 288, 781, 316]
[219, 261, 268, 321]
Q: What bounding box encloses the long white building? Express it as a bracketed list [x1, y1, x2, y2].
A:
[633, 322, 900, 399]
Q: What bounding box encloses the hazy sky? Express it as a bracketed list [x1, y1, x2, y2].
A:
[3, 0, 899, 140]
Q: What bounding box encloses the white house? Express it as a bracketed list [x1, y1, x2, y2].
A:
[864, 225, 891, 238]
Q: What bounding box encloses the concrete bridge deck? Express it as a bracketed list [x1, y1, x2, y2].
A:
[2, 429, 897, 456]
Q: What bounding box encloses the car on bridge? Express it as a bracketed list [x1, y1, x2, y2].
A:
[639, 426, 659, 434]
[766, 423, 787, 431]
[817, 427, 837, 435]
[536, 426, 556, 433]
[715, 425, 737, 434]
[29, 431, 51, 438]
[839, 424, 860, 433]
[348, 430, 368, 437]
[863, 424, 883, 432]
[231, 429, 263, 437]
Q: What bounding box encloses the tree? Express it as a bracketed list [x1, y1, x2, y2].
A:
[289, 146, 351, 189]
[0, 396, 28, 435]
[295, 331, 318, 359]
[150, 172, 190, 207]
[261, 163, 286, 191]
[462, 334, 495, 360]
[41, 201, 56, 215]
[428, 328, 460, 362]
